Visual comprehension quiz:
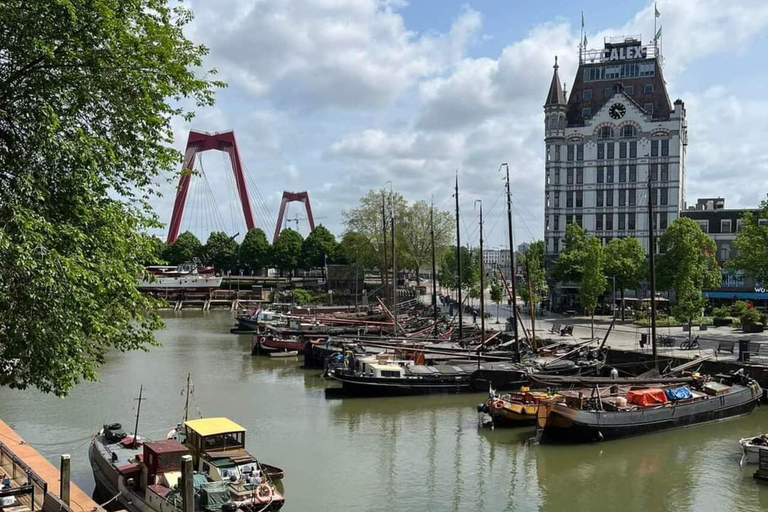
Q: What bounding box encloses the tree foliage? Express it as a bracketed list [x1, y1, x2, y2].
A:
[580, 237, 607, 316]
[732, 201, 768, 283]
[239, 228, 270, 274]
[438, 246, 479, 295]
[0, 0, 221, 395]
[551, 224, 590, 284]
[603, 237, 646, 319]
[398, 200, 453, 282]
[203, 232, 237, 273]
[336, 231, 377, 268]
[342, 190, 406, 271]
[490, 279, 504, 305]
[271, 228, 303, 275]
[301, 225, 338, 269]
[163, 231, 202, 265]
[519, 240, 547, 305]
[657, 218, 722, 328]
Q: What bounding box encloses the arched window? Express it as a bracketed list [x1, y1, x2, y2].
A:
[621, 125, 636, 138]
[598, 127, 614, 139]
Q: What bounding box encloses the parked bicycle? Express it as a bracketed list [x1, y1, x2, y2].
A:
[658, 335, 675, 347]
[679, 336, 700, 350]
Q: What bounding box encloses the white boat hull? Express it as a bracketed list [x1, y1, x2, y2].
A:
[137, 276, 222, 291]
[740, 437, 768, 465]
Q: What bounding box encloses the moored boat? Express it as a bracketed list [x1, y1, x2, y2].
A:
[478, 387, 561, 427]
[534, 371, 762, 444]
[269, 350, 299, 358]
[739, 434, 768, 465]
[167, 417, 285, 483]
[89, 421, 285, 512]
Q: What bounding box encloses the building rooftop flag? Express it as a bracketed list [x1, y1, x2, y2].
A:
[656, 25, 662, 40]
[655, 4, 660, 18]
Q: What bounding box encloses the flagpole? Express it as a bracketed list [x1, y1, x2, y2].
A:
[580, 11, 584, 63]
[654, 2, 657, 49]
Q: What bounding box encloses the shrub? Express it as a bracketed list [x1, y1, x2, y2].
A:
[741, 308, 762, 327]
[712, 306, 729, 319]
[731, 300, 750, 317]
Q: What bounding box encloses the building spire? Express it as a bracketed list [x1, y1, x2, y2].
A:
[545, 56, 566, 107]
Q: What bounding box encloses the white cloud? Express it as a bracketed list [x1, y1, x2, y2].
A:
[188, 0, 481, 109]
[684, 87, 768, 208]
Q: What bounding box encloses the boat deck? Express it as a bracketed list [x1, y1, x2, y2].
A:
[94, 434, 145, 469]
[403, 361, 521, 377]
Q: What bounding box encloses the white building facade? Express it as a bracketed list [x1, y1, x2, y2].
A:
[544, 36, 687, 257]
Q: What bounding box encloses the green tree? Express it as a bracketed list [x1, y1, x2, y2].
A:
[272, 228, 304, 276]
[301, 225, 338, 270]
[519, 240, 547, 306]
[0, 0, 220, 395]
[438, 246, 479, 306]
[240, 228, 270, 275]
[162, 231, 202, 265]
[551, 224, 591, 284]
[732, 201, 768, 283]
[580, 237, 607, 338]
[519, 240, 547, 345]
[144, 235, 168, 265]
[336, 231, 377, 268]
[490, 278, 504, 324]
[342, 189, 407, 272]
[603, 237, 646, 321]
[657, 217, 721, 337]
[203, 232, 238, 273]
[399, 200, 454, 283]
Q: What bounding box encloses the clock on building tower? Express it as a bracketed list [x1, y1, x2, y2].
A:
[609, 103, 626, 119]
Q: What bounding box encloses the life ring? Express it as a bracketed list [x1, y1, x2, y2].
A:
[256, 483, 272, 500]
[492, 400, 504, 410]
[258, 336, 267, 343]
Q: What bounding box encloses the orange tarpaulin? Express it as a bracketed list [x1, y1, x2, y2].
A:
[626, 388, 668, 407]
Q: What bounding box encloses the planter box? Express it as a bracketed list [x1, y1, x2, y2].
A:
[743, 323, 765, 334]
[713, 317, 733, 327]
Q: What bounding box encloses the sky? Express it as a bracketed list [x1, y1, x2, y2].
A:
[153, 0, 768, 251]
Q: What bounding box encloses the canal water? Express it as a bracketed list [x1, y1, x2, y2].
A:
[2, 310, 768, 512]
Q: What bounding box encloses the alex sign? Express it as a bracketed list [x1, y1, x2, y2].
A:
[602, 45, 646, 61]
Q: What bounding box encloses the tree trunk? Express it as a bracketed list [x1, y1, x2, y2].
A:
[591, 310, 595, 338]
[416, 264, 421, 285]
[621, 288, 625, 321]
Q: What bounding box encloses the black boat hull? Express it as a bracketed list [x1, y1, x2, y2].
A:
[540, 387, 760, 444]
[330, 374, 470, 396]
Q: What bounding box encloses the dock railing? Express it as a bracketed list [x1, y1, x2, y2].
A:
[0, 441, 46, 511]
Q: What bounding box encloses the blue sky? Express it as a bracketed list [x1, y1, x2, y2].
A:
[154, 0, 768, 251]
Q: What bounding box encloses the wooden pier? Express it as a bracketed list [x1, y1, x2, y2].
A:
[0, 420, 104, 512]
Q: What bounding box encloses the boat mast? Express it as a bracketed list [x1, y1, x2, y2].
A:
[381, 192, 389, 310]
[503, 164, 520, 362]
[647, 175, 659, 369]
[431, 197, 439, 336]
[477, 199, 486, 367]
[455, 174, 463, 340]
[184, 373, 191, 423]
[391, 188, 398, 335]
[132, 384, 145, 448]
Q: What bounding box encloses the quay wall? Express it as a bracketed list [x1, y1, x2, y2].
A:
[0, 419, 105, 512]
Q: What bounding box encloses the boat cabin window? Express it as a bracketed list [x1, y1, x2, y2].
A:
[380, 370, 400, 378]
[203, 462, 210, 473]
[203, 431, 244, 450]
